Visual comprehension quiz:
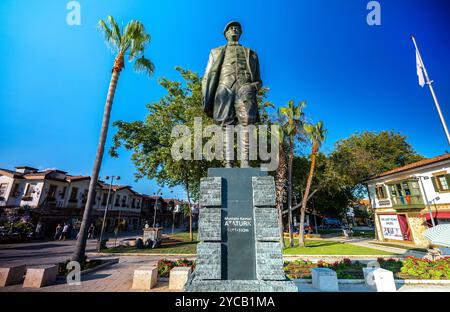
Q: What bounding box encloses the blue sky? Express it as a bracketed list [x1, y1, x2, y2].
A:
[1, 0, 449, 198]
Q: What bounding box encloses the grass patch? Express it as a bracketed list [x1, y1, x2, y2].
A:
[283, 239, 396, 255]
[101, 231, 198, 254]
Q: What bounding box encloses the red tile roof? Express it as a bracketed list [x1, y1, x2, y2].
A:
[364, 153, 450, 182]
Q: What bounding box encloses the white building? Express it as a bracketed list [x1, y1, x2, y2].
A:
[364, 153, 450, 247]
[0, 166, 144, 235]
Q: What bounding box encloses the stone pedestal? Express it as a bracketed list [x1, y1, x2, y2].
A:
[311, 268, 339, 292]
[132, 266, 158, 290]
[169, 267, 192, 290]
[23, 266, 58, 288]
[186, 168, 297, 292]
[0, 265, 26, 287]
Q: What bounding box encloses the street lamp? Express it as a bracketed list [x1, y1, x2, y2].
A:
[97, 175, 120, 252]
[415, 175, 436, 227]
[153, 189, 162, 229]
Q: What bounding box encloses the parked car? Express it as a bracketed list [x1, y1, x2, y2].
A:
[322, 218, 342, 229]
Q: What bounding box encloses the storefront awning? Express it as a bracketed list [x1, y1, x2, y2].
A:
[422, 211, 450, 220]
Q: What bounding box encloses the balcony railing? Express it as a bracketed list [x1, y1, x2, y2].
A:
[391, 195, 424, 208]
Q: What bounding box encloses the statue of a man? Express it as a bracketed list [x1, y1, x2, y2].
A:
[202, 21, 262, 168]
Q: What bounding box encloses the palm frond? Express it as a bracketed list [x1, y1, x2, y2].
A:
[134, 57, 155, 76]
[98, 19, 118, 51]
[107, 15, 122, 48]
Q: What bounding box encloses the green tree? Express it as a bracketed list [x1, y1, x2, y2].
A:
[329, 130, 424, 197]
[279, 100, 305, 247]
[72, 16, 154, 262]
[298, 121, 327, 247]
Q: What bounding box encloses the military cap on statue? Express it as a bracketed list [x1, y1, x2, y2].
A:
[223, 21, 242, 37]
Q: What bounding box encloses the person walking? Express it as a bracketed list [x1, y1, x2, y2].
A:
[87, 223, 95, 239]
[61, 223, 69, 241]
[54, 224, 62, 240]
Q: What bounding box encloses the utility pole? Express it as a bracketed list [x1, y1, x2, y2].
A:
[97, 175, 119, 252]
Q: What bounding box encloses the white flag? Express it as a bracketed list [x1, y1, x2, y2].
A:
[416, 50, 425, 87]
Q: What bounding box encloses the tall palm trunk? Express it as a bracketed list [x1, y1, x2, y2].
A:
[287, 134, 294, 248]
[298, 143, 318, 247]
[72, 54, 123, 263]
[275, 144, 287, 248]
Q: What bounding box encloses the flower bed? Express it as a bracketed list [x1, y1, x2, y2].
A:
[157, 258, 195, 278]
[399, 256, 450, 280]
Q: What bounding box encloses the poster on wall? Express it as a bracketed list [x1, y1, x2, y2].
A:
[379, 215, 404, 241]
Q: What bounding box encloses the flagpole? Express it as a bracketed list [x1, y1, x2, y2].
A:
[411, 35, 450, 145]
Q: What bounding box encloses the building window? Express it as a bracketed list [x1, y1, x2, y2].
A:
[81, 190, 88, 204]
[59, 186, 67, 199]
[433, 174, 450, 192]
[0, 183, 8, 199]
[121, 196, 127, 207]
[22, 184, 35, 201]
[47, 184, 57, 201]
[69, 187, 78, 203]
[102, 193, 108, 206]
[375, 185, 387, 200]
[115, 195, 120, 206]
[11, 184, 20, 198]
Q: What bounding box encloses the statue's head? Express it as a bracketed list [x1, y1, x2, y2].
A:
[224, 21, 242, 42]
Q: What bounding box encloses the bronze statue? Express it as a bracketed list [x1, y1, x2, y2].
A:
[202, 21, 262, 168]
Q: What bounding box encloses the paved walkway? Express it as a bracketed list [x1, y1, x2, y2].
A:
[0, 255, 193, 292]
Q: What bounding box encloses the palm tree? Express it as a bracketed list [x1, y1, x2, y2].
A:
[298, 121, 327, 247]
[279, 100, 305, 248]
[274, 128, 287, 248]
[71, 16, 154, 263]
